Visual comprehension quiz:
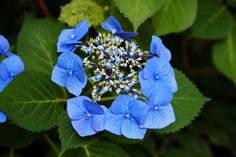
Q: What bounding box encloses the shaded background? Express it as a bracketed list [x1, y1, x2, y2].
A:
[0, 0, 236, 157]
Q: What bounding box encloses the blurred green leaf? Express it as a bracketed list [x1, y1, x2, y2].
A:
[114, 0, 165, 31]
[17, 15, 63, 75]
[159, 69, 209, 133]
[191, 0, 234, 39]
[152, 0, 198, 36]
[213, 24, 236, 84]
[0, 72, 66, 132]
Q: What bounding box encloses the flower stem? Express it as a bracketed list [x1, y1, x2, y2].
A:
[99, 96, 116, 102]
[9, 148, 14, 157]
[43, 133, 60, 156]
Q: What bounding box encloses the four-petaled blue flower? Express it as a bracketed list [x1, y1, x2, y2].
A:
[101, 16, 138, 41]
[141, 87, 175, 129]
[67, 96, 105, 137]
[0, 35, 13, 56]
[57, 20, 89, 53]
[150, 35, 171, 61]
[52, 52, 87, 96]
[105, 95, 149, 139]
[0, 55, 25, 92]
[0, 111, 7, 123]
[139, 57, 177, 98]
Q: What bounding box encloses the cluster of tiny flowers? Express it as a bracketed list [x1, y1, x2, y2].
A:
[52, 16, 177, 139]
[81, 33, 148, 100]
[0, 35, 25, 123]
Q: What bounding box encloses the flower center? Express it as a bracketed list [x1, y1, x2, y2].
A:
[68, 71, 73, 76]
[125, 114, 130, 118]
[154, 74, 160, 80]
[154, 106, 158, 110]
[70, 34, 75, 39]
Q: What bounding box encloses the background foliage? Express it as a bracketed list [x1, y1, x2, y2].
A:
[0, 0, 236, 157]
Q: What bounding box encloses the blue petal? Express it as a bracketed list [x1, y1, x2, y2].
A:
[101, 16, 122, 33]
[128, 100, 149, 124]
[104, 109, 125, 135]
[57, 29, 76, 53]
[110, 95, 134, 114]
[2, 55, 24, 76]
[139, 71, 155, 97]
[57, 53, 82, 70]
[83, 100, 104, 115]
[149, 85, 173, 106]
[72, 62, 87, 84]
[0, 77, 13, 92]
[160, 68, 178, 93]
[121, 118, 147, 139]
[0, 111, 7, 123]
[91, 114, 105, 132]
[51, 65, 68, 87]
[162, 47, 171, 61]
[0, 64, 10, 80]
[141, 104, 175, 129]
[0, 35, 10, 55]
[116, 32, 138, 37]
[66, 76, 83, 96]
[72, 118, 97, 137]
[73, 20, 89, 40]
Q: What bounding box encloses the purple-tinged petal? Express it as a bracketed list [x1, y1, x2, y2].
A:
[110, 95, 134, 114]
[72, 118, 97, 137]
[51, 65, 68, 87]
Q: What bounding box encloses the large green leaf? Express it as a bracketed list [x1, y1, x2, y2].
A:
[17, 16, 63, 75]
[0, 72, 67, 132]
[159, 69, 209, 133]
[152, 0, 198, 36]
[114, 0, 165, 31]
[213, 24, 236, 84]
[191, 0, 234, 39]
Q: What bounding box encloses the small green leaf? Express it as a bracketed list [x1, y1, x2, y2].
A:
[58, 112, 97, 156]
[17, 15, 63, 75]
[152, 0, 198, 36]
[213, 24, 236, 84]
[159, 69, 209, 133]
[114, 0, 165, 31]
[0, 72, 67, 132]
[191, 0, 234, 39]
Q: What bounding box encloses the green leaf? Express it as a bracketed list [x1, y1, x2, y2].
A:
[17, 15, 63, 75]
[152, 0, 198, 36]
[159, 69, 209, 133]
[0, 123, 38, 149]
[191, 0, 234, 39]
[0, 72, 67, 132]
[213, 24, 236, 84]
[78, 141, 130, 157]
[114, 0, 165, 31]
[58, 112, 97, 156]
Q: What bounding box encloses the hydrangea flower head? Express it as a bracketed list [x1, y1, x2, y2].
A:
[0, 111, 7, 123]
[0, 35, 13, 56]
[51, 52, 87, 96]
[101, 16, 138, 40]
[104, 95, 149, 139]
[57, 20, 89, 53]
[67, 96, 105, 137]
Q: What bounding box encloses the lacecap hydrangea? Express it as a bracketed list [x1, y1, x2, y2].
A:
[0, 35, 25, 124]
[52, 16, 177, 139]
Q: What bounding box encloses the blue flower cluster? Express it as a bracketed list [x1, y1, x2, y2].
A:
[0, 35, 25, 123]
[52, 16, 177, 139]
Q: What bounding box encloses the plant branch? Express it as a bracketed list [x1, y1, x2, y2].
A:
[43, 133, 60, 156]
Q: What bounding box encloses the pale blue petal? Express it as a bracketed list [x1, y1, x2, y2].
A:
[0, 35, 10, 54]
[91, 114, 105, 132]
[141, 104, 175, 129]
[161, 69, 178, 93]
[83, 100, 104, 115]
[0, 64, 10, 80]
[51, 65, 68, 87]
[74, 20, 89, 40]
[110, 95, 134, 114]
[2, 55, 24, 76]
[149, 85, 173, 106]
[128, 100, 148, 124]
[57, 29, 76, 52]
[66, 76, 83, 96]
[57, 53, 82, 70]
[121, 118, 147, 139]
[67, 96, 89, 120]
[150, 36, 163, 56]
[139, 71, 155, 97]
[72, 118, 97, 137]
[104, 109, 124, 135]
[0, 111, 7, 123]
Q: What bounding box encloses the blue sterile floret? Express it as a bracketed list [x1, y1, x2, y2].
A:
[67, 96, 105, 137]
[0, 35, 12, 57]
[104, 95, 149, 139]
[57, 20, 89, 53]
[101, 16, 138, 40]
[51, 52, 87, 96]
[0, 111, 7, 123]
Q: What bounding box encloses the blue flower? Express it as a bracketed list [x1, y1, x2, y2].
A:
[57, 20, 89, 53]
[139, 57, 177, 98]
[0, 55, 24, 92]
[67, 96, 105, 137]
[150, 36, 171, 61]
[101, 16, 138, 40]
[0, 111, 7, 123]
[141, 87, 175, 129]
[51, 52, 87, 96]
[0, 35, 13, 56]
[104, 95, 149, 139]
